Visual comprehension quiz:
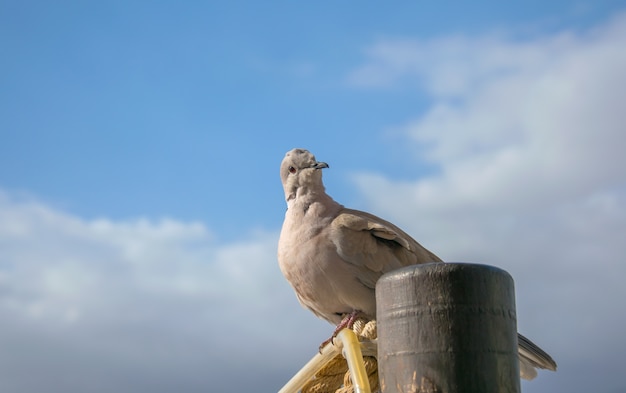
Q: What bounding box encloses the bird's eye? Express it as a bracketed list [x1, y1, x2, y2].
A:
[288, 166, 297, 174]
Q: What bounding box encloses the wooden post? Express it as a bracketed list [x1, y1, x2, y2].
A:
[376, 263, 520, 393]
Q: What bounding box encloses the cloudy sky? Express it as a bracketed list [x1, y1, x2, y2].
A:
[1, 1, 625, 392]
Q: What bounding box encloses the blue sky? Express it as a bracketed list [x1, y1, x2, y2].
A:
[1, 2, 626, 392]
[3, 1, 622, 236]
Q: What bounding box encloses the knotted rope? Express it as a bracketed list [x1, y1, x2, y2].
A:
[301, 318, 379, 393]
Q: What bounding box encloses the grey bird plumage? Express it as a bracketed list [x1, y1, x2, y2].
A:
[277, 148, 557, 380]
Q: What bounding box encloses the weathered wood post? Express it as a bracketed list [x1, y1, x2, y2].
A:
[376, 263, 520, 393]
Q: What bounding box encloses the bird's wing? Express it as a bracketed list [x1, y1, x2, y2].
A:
[328, 208, 442, 289]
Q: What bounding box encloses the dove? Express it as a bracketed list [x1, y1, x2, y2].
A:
[277, 148, 557, 380]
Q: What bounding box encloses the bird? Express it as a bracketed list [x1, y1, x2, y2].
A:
[277, 148, 557, 380]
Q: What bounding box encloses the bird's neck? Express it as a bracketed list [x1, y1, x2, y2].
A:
[287, 187, 342, 216]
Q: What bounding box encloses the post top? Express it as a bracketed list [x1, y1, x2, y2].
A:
[377, 262, 513, 287]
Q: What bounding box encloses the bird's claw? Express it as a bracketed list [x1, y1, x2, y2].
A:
[318, 310, 363, 353]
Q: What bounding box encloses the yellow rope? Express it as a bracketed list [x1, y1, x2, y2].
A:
[301, 318, 379, 393]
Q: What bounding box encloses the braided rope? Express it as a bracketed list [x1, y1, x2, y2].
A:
[301, 319, 379, 393]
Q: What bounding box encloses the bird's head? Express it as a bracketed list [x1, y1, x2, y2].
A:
[280, 148, 329, 202]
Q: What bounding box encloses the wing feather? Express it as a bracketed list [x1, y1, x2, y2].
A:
[329, 209, 442, 289]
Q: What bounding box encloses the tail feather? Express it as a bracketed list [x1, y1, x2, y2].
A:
[517, 333, 557, 380]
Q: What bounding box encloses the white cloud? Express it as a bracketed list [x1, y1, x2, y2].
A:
[0, 191, 329, 392]
[349, 11, 626, 393]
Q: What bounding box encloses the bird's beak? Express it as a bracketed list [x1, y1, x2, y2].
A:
[312, 162, 329, 169]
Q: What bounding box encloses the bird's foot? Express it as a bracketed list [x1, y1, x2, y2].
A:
[318, 310, 364, 353]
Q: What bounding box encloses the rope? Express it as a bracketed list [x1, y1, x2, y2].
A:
[301, 318, 379, 393]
